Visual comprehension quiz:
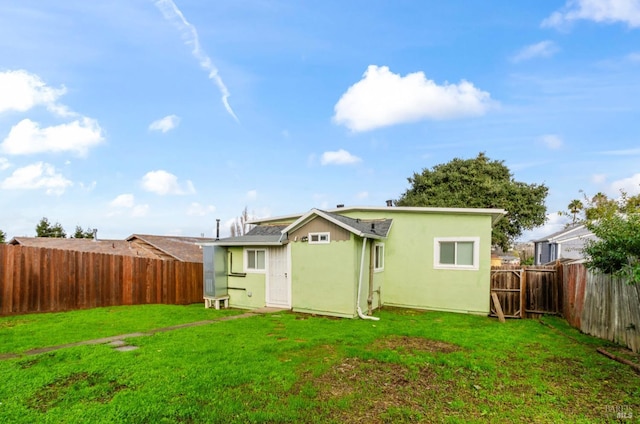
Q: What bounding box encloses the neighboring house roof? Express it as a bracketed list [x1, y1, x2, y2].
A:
[249, 205, 506, 226]
[533, 224, 595, 244]
[125, 234, 215, 262]
[7, 237, 158, 258]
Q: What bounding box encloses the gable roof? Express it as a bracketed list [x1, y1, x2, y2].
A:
[282, 209, 392, 240]
[125, 234, 215, 262]
[533, 224, 595, 243]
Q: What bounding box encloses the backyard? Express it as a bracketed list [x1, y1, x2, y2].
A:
[0, 304, 638, 423]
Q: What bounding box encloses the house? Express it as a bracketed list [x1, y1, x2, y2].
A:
[9, 234, 213, 262]
[200, 206, 505, 318]
[533, 224, 595, 265]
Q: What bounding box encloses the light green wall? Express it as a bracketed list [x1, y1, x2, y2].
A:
[226, 247, 266, 309]
[341, 210, 492, 314]
[290, 237, 359, 317]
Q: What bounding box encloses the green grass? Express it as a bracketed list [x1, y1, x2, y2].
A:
[0, 304, 242, 354]
[0, 306, 638, 423]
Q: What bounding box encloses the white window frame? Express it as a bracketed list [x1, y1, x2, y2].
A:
[374, 243, 384, 272]
[308, 232, 330, 244]
[244, 248, 267, 273]
[433, 237, 480, 271]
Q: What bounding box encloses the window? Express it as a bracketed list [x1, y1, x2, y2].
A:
[308, 232, 330, 244]
[374, 243, 384, 271]
[245, 249, 266, 272]
[434, 237, 479, 270]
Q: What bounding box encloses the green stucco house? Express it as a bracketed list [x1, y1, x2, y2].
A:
[201, 206, 505, 318]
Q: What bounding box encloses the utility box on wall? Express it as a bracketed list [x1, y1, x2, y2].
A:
[203, 245, 228, 297]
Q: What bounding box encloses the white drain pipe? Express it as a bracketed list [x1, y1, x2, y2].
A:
[357, 237, 380, 321]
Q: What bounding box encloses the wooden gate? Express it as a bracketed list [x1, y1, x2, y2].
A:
[490, 265, 560, 319]
[490, 267, 524, 319]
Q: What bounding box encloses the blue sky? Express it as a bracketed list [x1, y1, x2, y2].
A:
[1, 0, 639, 241]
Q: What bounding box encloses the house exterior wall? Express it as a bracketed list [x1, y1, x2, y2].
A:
[289, 222, 359, 318]
[226, 247, 266, 309]
[341, 210, 493, 315]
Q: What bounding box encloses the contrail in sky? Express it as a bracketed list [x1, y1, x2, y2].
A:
[154, 0, 239, 122]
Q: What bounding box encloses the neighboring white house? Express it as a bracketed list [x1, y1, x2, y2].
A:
[533, 224, 595, 265]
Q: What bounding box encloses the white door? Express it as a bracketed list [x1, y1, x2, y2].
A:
[266, 245, 290, 307]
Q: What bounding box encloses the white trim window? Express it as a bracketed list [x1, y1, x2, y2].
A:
[374, 243, 384, 272]
[245, 248, 266, 273]
[308, 232, 330, 244]
[434, 237, 480, 270]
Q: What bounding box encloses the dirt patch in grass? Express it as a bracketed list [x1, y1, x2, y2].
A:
[27, 372, 128, 412]
[372, 335, 461, 354]
[303, 357, 450, 423]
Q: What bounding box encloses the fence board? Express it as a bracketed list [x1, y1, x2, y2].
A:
[0, 245, 203, 316]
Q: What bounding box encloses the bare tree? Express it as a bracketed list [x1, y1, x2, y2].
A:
[230, 206, 253, 237]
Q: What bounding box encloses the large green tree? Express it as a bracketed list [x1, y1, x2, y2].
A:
[0, 229, 6, 243]
[582, 191, 640, 284]
[396, 153, 548, 250]
[35, 217, 67, 238]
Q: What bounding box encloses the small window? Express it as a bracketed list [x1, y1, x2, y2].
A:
[374, 243, 384, 271]
[434, 237, 479, 270]
[245, 249, 266, 272]
[308, 232, 330, 244]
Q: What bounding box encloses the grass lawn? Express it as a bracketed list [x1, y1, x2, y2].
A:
[0, 306, 638, 423]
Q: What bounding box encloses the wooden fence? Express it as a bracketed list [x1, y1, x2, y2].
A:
[0, 245, 203, 316]
[492, 263, 640, 353]
[563, 263, 640, 353]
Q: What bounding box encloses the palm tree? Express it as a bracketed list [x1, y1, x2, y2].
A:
[568, 199, 583, 224]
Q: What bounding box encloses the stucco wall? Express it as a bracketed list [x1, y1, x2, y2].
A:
[341, 210, 493, 314]
[226, 246, 266, 309]
[290, 233, 358, 317]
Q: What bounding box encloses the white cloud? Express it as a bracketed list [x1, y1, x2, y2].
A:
[187, 202, 216, 216]
[592, 173, 607, 183]
[154, 0, 238, 122]
[149, 114, 180, 133]
[108, 193, 149, 217]
[539, 134, 564, 150]
[0, 69, 67, 115]
[520, 212, 569, 242]
[0, 158, 10, 171]
[356, 191, 369, 200]
[246, 189, 257, 200]
[0, 162, 72, 195]
[543, 0, 640, 29]
[1, 118, 104, 157]
[611, 173, 640, 195]
[110, 193, 135, 208]
[333, 65, 493, 132]
[141, 170, 196, 195]
[511, 41, 559, 63]
[132, 204, 150, 217]
[626, 52, 640, 62]
[320, 149, 362, 165]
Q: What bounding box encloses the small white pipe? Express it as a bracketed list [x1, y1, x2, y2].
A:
[357, 237, 380, 321]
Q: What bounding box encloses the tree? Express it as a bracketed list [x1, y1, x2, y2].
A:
[582, 191, 640, 284]
[72, 225, 95, 239]
[229, 207, 253, 237]
[0, 229, 6, 244]
[35, 217, 67, 238]
[396, 153, 548, 250]
[567, 199, 584, 224]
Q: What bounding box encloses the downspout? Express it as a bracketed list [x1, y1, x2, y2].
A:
[368, 243, 374, 315]
[357, 237, 380, 321]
